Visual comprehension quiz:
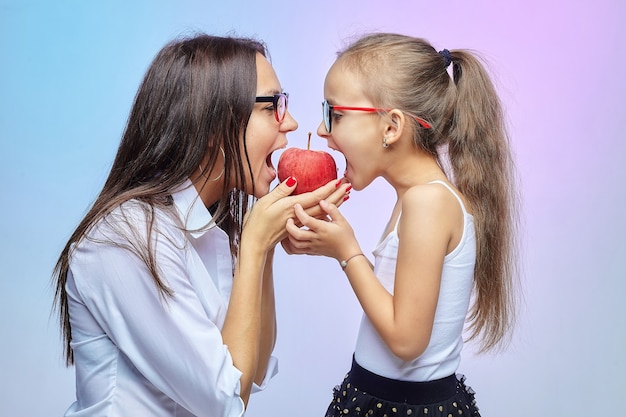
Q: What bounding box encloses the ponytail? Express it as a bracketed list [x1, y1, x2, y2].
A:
[448, 50, 519, 352]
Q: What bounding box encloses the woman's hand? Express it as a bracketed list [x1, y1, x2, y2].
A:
[282, 199, 361, 262]
[299, 179, 352, 220]
[242, 177, 350, 252]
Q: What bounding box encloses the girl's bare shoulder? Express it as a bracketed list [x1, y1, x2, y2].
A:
[402, 182, 455, 211]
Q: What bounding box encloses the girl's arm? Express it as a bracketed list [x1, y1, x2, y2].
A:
[367, 186, 452, 360]
[286, 186, 455, 361]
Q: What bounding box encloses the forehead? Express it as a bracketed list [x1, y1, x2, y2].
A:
[255, 53, 282, 95]
[324, 60, 369, 105]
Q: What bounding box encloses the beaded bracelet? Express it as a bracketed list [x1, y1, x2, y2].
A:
[340, 253, 365, 270]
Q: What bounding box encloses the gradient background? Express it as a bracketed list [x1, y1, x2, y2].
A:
[1, 0, 625, 416]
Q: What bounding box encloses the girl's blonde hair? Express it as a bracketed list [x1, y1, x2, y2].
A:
[338, 33, 519, 352]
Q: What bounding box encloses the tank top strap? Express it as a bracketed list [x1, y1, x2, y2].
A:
[392, 213, 402, 233]
[427, 180, 469, 215]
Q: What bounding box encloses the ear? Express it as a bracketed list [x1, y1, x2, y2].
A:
[381, 109, 406, 147]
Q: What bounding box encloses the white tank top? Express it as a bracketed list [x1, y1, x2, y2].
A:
[354, 180, 476, 381]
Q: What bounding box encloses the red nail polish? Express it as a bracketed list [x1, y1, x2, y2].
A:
[335, 179, 343, 187]
[286, 176, 297, 187]
[343, 195, 350, 202]
[345, 185, 352, 193]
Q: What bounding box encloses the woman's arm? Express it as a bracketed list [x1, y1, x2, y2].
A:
[223, 178, 347, 404]
[221, 236, 267, 405]
[255, 247, 276, 386]
[220, 245, 276, 405]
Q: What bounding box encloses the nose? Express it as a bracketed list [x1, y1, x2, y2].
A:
[281, 110, 298, 132]
[316, 121, 337, 150]
[316, 120, 329, 139]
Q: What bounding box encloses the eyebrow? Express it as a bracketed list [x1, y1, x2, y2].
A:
[257, 88, 283, 96]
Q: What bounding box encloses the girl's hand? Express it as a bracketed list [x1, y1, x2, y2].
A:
[283, 199, 361, 262]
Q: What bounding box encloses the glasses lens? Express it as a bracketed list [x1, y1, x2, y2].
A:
[322, 100, 331, 133]
[276, 94, 287, 122]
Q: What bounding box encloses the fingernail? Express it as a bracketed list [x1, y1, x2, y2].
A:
[345, 185, 352, 193]
[343, 195, 350, 202]
[286, 176, 297, 187]
[335, 179, 343, 187]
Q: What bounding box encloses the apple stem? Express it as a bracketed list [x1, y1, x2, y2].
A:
[307, 132, 311, 150]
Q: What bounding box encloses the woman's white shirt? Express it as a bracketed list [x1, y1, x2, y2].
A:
[64, 180, 277, 417]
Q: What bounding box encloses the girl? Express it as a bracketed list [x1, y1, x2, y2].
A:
[52, 34, 348, 417]
[284, 33, 518, 416]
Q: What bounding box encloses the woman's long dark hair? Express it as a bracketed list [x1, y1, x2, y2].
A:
[52, 33, 267, 365]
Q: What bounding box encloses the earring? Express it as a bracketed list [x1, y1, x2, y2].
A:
[382, 137, 389, 148]
[199, 147, 226, 181]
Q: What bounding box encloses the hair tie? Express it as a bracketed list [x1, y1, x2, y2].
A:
[438, 49, 452, 68]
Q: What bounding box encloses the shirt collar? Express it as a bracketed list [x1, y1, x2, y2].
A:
[172, 179, 216, 239]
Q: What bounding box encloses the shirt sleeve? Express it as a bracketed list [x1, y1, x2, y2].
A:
[70, 210, 245, 417]
[252, 355, 278, 393]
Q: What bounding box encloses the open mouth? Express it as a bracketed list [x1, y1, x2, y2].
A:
[266, 152, 275, 170]
[268, 142, 288, 170]
[266, 146, 286, 180]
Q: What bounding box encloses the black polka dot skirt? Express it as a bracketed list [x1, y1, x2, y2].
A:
[325, 357, 480, 417]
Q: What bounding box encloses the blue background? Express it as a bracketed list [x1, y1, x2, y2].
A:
[1, 0, 625, 415]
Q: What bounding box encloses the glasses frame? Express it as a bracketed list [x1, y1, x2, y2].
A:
[255, 93, 289, 122]
[322, 99, 431, 133]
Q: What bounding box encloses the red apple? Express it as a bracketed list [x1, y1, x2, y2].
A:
[277, 132, 338, 195]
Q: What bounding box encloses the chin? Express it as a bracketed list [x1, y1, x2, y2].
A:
[346, 175, 369, 192]
[252, 182, 271, 198]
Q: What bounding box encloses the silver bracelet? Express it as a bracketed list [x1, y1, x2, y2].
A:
[340, 253, 364, 270]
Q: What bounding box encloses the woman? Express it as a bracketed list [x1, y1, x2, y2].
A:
[52, 33, 347, 416]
